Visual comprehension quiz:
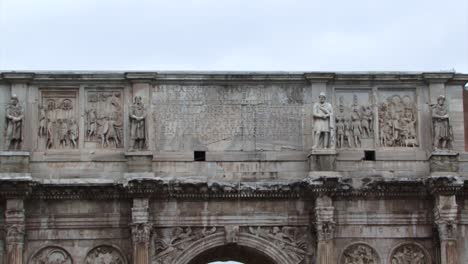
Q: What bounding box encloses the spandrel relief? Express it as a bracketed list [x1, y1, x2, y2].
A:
[334, 91, 374, 149]
[38, 90, 79, 150]
[85, 90, 124, 149]
[378, 91, 418, 147]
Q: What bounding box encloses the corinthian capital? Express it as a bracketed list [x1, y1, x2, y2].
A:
[131, 223, 152, 244]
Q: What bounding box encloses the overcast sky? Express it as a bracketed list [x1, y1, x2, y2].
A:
[0, 0, 467, 73]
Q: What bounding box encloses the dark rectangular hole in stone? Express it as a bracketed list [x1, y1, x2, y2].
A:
[364, 150, 376, 161]
[194, 151, 206, 161]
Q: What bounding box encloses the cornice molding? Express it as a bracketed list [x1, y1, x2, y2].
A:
[1, 71, 466, 84]
[0, 175, 466, 200]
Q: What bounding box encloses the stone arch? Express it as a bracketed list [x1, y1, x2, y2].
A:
[388, 242, 431, 264]
[173, 231, 302, 264]
[84, 244, 128, 264]
[29, 245, 73, 264]
[339, 242, 380, 264]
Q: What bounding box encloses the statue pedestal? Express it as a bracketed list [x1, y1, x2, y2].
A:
[125, 151, 153, 173]
[430, 151, 459, 174]
[0, 152, 30, 173]
[308, 149, 337, 171]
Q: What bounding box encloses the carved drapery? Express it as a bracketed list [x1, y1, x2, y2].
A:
[5, 94, 24, 150]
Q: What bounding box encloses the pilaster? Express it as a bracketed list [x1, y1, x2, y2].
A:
[314, 195, 335, 264]
[131, 198, 151, 264]
[5, 199, 25, 264]
[434, 194, 459, 264]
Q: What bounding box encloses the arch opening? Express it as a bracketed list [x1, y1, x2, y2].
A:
[188, 244, 276, 264]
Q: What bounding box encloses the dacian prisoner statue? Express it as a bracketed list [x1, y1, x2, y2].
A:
[5, 94, 24, 150]
[432, 95, 452, 150]
[129, 96, 147, 150]
[312, 92, 334, 149]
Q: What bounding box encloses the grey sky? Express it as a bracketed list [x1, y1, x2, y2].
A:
[0, 0, 467, 72]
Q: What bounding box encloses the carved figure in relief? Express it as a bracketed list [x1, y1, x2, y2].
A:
[129, 96, 147, 150]
[85, 92, 123, 148]
[342, 244, 379, 264]
[312, 92, 334, 149]
[351, 108, 362, 148]
[30, 247, 72, 264]
[432, 95, 452, 150]
[85, 245, 125, 264]
[69, 119, 79, 148]
[335, 104, 346, 148]
[391, 244, 427, 264]
[39, 97, 78, 149]
[361, 105, 373, 138]
[378, 94, 417, 147]
[5, 94, 24, 150]
[153, 227, 218, 263]
[335, 94, 373, 148]
[86, 107, 97, 140]
[39, 104, 47, 137]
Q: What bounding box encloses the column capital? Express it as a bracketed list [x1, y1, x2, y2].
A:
[434, 194, 458, 240]
[314, 195, 335, 241]
[131, 223, 152, 244]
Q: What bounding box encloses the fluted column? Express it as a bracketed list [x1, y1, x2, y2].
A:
[5, 199, 25, 264]
[315, 195, 335, 264]
[434, 195, 459, 264]
[131, 198, 151, 264]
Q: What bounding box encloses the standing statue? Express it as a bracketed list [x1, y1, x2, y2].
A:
[5, 94, 24, 150]
[432, 95, 452, 150]
[312, 92, 334, 149]
[129, 96, 147, 150]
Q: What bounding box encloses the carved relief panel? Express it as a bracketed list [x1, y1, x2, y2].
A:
[29, 246, 72, 264]
[85, 89, 124, 149]
[390, 243, 429, 264]
[38, 90, 79, 150]
[152, 226, 220, 263]
[152, 85, 304, 152]
[334, 90, 374, 149]
[341, 243, 380, 264]
[85, 245, 126, 264]
[151, 226, 311, 264]
[378, 90, 418, 147]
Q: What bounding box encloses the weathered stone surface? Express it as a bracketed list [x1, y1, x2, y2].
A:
[0, 71, 466, 264]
